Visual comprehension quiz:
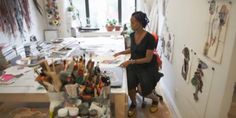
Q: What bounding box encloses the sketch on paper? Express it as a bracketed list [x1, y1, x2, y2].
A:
[181, 47, 190, 81]
[160, 37, 165, 54]
[203, 0, 232, 63]
[162, 0, 168, 16]
[191, 60, 208, 102]
[163, 30, 174, 63]
[183, 53, 214, 116]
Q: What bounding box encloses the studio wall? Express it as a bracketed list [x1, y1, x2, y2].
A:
[157, 0, 236, 118]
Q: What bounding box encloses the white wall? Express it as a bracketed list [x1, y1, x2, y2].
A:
[157, 0, 236, 118]
[0, 0, 45, 45]
[222, 34, 236, 118]
[56, 0, 71, 38]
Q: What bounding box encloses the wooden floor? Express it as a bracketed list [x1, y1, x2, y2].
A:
[228, 83, 236, 118]
[126, 93, 171, 118]
[0, 102, 49, 118]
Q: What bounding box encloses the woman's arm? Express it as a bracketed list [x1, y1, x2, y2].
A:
[120, 49, 153, 67]
[113, 48, 131, 57]
[132, 49, 153, 64]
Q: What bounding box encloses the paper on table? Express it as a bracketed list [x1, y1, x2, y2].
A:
[0, 74, 15, 85]
[3, 66, 32, 76]
[94, 55, 125, 67]
[0, 74, 14, 82]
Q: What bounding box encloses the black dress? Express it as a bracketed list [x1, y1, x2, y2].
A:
[127, 32, 158, 96]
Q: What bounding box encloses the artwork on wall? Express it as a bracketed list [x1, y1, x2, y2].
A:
[162, 0, 169, 16]
[181, 47, 190, 81]
[181, 50, 215, 116]
[203, 0, 232, 63]
[163, 25, 174, 63]
[191, 60, 208, 102]
[45, 0, 61, 26]
[0, 0, 31, 37]
[160, 36, 165, 54]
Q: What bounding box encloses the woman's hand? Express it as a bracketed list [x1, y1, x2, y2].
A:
[120, 60, 132, 68]
[113, 52, 121, 57]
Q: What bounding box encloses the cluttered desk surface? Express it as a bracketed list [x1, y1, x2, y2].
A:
[0, 36, 128, 102]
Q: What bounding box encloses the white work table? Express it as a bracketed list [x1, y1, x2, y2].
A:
[0, 66, 48, 102]
[0, 36, 128, 102]
[0, 66, 128, 103]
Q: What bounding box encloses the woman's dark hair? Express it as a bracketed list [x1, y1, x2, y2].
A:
[132, 11, 149, 28]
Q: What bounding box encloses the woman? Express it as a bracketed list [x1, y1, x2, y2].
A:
[114, 11, 160, 117]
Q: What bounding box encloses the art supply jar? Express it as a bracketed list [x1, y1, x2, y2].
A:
[68, 107, 79, 118]
[57, 108, 68, 118]
[89, 109, 98, 118]
[79, 108, 89, 117]
[24, 44, 31, 57]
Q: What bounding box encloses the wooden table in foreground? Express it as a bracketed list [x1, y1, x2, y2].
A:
[0, 70, 128, 117]
[0, 36, 129, 117]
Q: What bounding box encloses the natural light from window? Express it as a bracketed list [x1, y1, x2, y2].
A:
[72, 0, 135, 28]
[89, 0, 118, 27]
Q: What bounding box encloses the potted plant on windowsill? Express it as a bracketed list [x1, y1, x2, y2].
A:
[106, 19, 117, 32]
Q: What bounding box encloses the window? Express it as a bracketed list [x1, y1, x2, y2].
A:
[122, 0, 135, 25]
[72, 0, 136, 27]
[89, 0, 118, 27]
[72, 0, 86, 27]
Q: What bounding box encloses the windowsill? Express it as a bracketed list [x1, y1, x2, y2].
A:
[77, 28, 122, 37]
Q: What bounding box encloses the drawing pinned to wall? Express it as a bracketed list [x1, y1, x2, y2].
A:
[160, 23, 168, 54]
[160, 36, 165, 54]
[162, 0, 169, 16]
[181, 47, 190, 81]
[191, 60, 208, 102]
[203, 0, 232, 63]
[182, 50, 214, 116]
[209, 0, 216, 15]
[184, 55, 215, 117]
[163, 27, 174, 63]
[45, 0, 61, 26]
